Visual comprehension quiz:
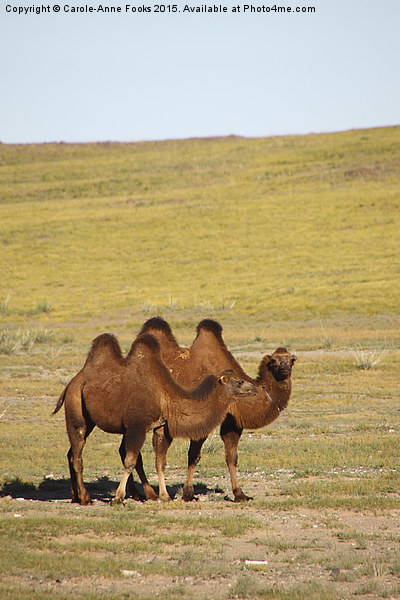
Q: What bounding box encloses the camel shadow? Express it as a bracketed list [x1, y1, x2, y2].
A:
[1, 476, 116, 502]
[0, 477, 228, 503]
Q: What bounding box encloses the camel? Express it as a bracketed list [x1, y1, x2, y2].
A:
[137, 317, 296, 502]
[52, 332, 257, 504]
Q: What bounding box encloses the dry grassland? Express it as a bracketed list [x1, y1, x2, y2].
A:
[1, 127, 399, 599]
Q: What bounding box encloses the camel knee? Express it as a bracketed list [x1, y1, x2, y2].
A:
[153, 429, 171, 472]
[152, 427, 172, 454]
[225, 448, 238, 468]
[122, 457, 137, 474]
[71, 455, 83, 470]
[68, 448, 83, 473]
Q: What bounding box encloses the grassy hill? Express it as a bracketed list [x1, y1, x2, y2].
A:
[1, 126, 399, 348]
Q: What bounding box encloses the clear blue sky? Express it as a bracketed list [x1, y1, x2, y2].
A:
[1, 0, 399, 143]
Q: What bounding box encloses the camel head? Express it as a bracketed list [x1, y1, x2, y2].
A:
[262, 348, 297, 382]
[218, 370, 258, 398]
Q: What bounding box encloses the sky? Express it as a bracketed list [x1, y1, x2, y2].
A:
[1, 0, 399, 144]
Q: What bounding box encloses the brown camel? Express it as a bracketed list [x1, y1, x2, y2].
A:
[53, 332, 257, 504]
[138, 317, 296, 502]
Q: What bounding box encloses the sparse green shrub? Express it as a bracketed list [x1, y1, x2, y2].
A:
[390, 554, 400, 577]
[0, 328, 54, 354]
[30, 328, 54, 344]
[0, 294, 11, 314]
[352, 346, 389, 369]
[27, 300, 53, 315]
[35, 300, 53, 314]
[230, 573, 261, 599]
[0, 330, 18, 354]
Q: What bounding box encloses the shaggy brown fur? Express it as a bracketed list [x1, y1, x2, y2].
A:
[138, 318, 296, 502]
[53, 332, 257, 504]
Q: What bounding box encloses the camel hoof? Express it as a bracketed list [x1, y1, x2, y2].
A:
[182, 485, 195, 502]
[182, 492, 196, 502]
[74, 497, 92, 506]
[143, 487, 159, 502]
[234, 492, 253, 503]
[112, 496, 126, 506]
[159, 494, 172, 502]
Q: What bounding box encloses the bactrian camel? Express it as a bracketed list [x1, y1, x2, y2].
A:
[53, 332, 257, 503]
[137, 317, 296, 502]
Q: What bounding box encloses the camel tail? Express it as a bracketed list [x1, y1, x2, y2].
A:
[52, 385, 68, 415]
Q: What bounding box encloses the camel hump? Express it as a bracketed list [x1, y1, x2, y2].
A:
[139, 317, 179, 345]
[126, 333, 161, 360]
[196, 319, 223, 339]
[84, 333, 123, 365]
[194, 319, 247, 375]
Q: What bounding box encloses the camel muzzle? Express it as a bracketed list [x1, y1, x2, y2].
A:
[239, 382, 258, 396]
[274, 369, 292, 381]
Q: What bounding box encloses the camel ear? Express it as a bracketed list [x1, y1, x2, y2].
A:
[266, 355, 277, 366]
[218, 373, 230, 385]
[264, 355, 272, 364]
[291, 355, 297, 364]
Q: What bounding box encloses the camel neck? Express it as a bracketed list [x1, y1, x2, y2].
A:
[262, 376, 292, 412]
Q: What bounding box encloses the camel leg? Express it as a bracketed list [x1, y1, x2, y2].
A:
[134, 452, 159, 501]
[66, 421, 94, 505]
[182, 438, 206, 501]
[114, 426, 146, 504]
[120, 446, 158, 501]
[220, 418, 251, 502]
[119, 442, 157, 501]
[152, 425, 172, 501]
[118, 441, 141, 500]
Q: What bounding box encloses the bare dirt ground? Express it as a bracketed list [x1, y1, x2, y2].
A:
[2, 472, 399, 600]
